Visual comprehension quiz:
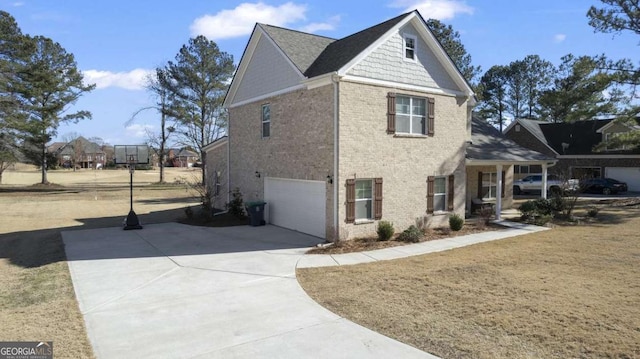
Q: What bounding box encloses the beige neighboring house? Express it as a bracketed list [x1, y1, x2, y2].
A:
[205, 11, 552, 240]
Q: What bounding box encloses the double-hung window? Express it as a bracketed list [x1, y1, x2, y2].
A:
[433, 177, 447, 212]
[355, 179, 373, 220]
[481, 172, 498, 199]
[262, 104, 270, 138]
[403, 34, 416, 61]
[396, 96, 426, 135]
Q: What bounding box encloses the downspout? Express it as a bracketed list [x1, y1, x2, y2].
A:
[332, 73, 340, 241]
[227, 137, 231, 206]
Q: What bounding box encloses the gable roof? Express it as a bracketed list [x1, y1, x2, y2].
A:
[225, 10, 474, 108]
[259, 24, 335, 75]
[304, 12, 411, 78]
[59, 137, 104, 155]
[467, 117, 555, 163]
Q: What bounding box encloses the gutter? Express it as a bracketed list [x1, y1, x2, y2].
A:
[332, 73, 340, 241]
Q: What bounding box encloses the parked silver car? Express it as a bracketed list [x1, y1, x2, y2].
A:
[513, 174, 578, 195]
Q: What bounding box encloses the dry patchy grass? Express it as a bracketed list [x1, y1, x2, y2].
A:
[0, 168, 200, 358]
[298, 206, 640, 359]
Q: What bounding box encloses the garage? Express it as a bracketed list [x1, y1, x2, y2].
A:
[264, 177, 326, 238]
[605, 167, 640, 192]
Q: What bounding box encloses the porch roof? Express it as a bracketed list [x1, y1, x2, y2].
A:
[466, 117, 556, 165]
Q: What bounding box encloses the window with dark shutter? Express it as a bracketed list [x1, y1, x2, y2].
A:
[346, 179, 355, 223]
[427, 176, 434, 214]
[427, 97, 435, 136]
[387, 93, 396, 134]
[448, 174, 454, 211]
[374, 178, 383, 219]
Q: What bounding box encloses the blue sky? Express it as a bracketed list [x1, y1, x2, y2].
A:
[4, 0, 638, 146]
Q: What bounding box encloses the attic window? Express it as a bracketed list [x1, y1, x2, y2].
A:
[403, 34, 417, 61]
[515, 124, 521, 132]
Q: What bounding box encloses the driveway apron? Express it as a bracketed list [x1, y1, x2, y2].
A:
[63, 223, 435, 358]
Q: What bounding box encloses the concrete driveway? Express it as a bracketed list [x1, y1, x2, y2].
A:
[63, 223, 434, 358]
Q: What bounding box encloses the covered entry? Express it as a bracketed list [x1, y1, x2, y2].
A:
[264, 177, 326, 238]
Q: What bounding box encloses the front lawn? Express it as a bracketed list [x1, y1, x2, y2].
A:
[297, 204, 640, 358]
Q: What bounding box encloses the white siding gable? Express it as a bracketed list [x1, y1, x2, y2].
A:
[347, 23, 460, 92]
[233, 34, 303, 104]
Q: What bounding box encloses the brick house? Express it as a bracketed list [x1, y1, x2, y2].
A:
[505, 118, 640, 191]
[205, 11, 553, 240]
[54, 137, 106, 169]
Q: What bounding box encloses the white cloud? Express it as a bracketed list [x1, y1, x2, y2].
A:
[125, 124, 154, 138]
[390, 0, 473, 20]
[191, 2, 307, 40]
[13, 2, 25, 7]
[299, 15, 341, 33]
[553, 33, 567, 43]
[83, 68, 153, 90]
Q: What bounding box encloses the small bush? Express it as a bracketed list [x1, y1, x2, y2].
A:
[534, 214, 553, 226]
[478, 206, 493, 226]
[587, 207, 599, 218]
[226, 188, 245, 219]
[449, 214, 464, 231]
[519, 200, 538, 219]
[376, 221, 394, 241]
[398, 225, 423, 243]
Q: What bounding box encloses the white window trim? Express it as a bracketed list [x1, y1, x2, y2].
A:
[261, 104, 270, 139]
[355, 179, 373, 220]
[434, 176, 448, 213]
[482, 172, 498, 200]
[403, 34, 417, 62]
[396, 95, 427, 135]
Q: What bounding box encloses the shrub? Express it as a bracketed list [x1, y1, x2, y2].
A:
[587, 207, 599, 218]
[534, 214, 553, 226]
[376, 221, 394, 241]
[398, 225, 423, 243]
[478, 206, 493, 226]
[519, 200, 538, 219]
[449, 214, 464, 231]
[226, 188, 245, 219]
[184, 206, 194, 219]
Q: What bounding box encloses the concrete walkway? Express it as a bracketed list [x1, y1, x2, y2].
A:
[63, 221, 547, 359]
[297, 220, 549, 268]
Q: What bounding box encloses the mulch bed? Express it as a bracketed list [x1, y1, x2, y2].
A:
[307, 222, 506, 255]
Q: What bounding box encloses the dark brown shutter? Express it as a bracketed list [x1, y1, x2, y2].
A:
[477, 172, 483, 198]
[427, 97, 435, 136]
[387, 92, 396, 134]
[427, 176, 434, 214]
[346, 179, 355, 223]
[501, 171, 506, 198]
[374, 178, 383, 219]
[448, 174, 454, 211]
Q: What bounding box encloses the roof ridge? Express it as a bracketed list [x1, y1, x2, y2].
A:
[258, 23, 337, 41]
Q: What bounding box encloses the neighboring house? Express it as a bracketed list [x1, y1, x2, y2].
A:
[466, 117, 557, 214]
[54, 137, 106, 169]
[505, 118, 640, 191]
[167, 148, 199, 168]
[206, 11, 550, 240]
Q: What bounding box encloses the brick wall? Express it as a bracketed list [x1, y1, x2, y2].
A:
[337, 80, 470, 239]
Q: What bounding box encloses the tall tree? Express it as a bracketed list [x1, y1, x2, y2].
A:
[539, 54, 624, 123]
[505, 59, 527, 119]
[11, 35, 95, 183]
[162, 36, 234, 186]
[426, 19, 481, 85]
[587, 0, 640, 149]
[128, 67, 176, 183]
[478, 65, 510, 131]
[521, 55, 555, 119]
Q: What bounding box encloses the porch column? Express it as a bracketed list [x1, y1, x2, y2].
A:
[496, 164, 503, 220]
[541, 163, 548, 199]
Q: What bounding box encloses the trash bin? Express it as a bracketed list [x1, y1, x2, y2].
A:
[245, 201, 266, 226]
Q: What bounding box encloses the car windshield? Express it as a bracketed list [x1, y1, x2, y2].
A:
[605, 178, 622, 184]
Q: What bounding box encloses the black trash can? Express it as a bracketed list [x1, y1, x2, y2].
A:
[245, 201, 266, 226]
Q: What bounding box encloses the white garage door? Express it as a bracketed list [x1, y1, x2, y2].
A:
[264, 177, 326, 238]
[605, 167, 640, 192]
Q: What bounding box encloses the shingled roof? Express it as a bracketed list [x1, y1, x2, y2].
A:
[467, 117, 555, 163]
[260, 12, 412, 78]
[537, 119, 613, 155]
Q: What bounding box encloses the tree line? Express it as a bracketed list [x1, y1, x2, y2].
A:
[1, 1, 637, 186]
